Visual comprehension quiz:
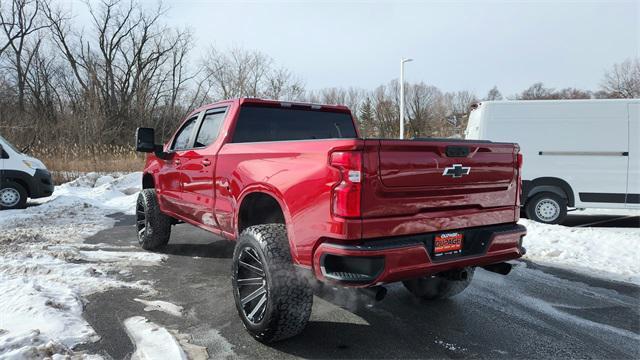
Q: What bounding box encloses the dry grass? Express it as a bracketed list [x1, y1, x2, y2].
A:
[27, 144, 145, 184]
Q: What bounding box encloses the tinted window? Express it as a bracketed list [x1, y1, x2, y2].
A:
[171, 117, 197, 150]
[232, 106, 357, 143]
[194, 109, 226, 148]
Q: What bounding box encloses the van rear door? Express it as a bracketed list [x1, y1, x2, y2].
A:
[627, 103, 640, 208]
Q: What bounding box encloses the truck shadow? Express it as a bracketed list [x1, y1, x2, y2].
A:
[562, 214, 639, 228]
[160, 241, 234, 259]
[270, 283, 464, 359]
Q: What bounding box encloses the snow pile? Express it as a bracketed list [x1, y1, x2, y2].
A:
[51, 172, 142, 215]
[0, 172, 166, 359]
[134, 298, 184, 317]
[521, 214, 640, 284]
[123, 317, 187, 360]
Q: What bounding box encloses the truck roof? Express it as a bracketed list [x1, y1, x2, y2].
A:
[191, 98, 352, 114]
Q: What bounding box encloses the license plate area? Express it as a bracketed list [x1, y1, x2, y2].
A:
[433, 232, 463, 258]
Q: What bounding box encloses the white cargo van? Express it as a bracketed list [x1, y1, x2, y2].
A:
[0, 134, 53, 209]
[465, 99, 639, 224]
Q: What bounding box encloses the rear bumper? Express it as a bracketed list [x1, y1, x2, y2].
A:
[313, 223, 526, 286]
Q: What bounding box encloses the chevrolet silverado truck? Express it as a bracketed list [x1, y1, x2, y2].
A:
[135, 98, 526, 343]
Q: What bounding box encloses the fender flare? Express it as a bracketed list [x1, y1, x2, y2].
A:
[0, 169, 35, 196]
[522, 177, 575, 207]
[235, 184, 298, 258]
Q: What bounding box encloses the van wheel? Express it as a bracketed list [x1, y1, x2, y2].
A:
[232, 224, 313, 343]
[0, 181, 27, 210]
[136, 189, 172, 250]
[403, 267, 475, 300]
[525, 192, 567, 224]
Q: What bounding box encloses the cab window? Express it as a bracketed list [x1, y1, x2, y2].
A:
[171, 116, 198, 150]
[194, 108, 227, 148]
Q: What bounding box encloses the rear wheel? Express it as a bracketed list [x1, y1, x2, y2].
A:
[136, 189, 172, 250]
[0, 181, 27, 210]
[525, 192, 567, 224]
[403, 267, 475, 300]
[232, 224, 313, 343]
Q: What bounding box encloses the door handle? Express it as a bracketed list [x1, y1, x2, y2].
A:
[202, 159, 211, 166]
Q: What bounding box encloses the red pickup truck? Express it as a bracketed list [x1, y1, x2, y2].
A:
[135, 98, 526, 343]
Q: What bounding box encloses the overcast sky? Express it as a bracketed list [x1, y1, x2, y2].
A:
[74, 0, 639, 97]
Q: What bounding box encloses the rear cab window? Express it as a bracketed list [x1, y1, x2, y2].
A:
[232, 105, 357, 143]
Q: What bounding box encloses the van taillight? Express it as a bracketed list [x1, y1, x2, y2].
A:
[517, 153, 523, 169]
[330, 151, 362, 218]
[516, 152, 523, 207]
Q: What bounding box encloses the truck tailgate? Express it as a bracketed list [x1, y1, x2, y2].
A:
[361, 139, 519, 225]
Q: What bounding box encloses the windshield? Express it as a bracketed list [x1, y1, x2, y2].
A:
[0, 134, 21, 154]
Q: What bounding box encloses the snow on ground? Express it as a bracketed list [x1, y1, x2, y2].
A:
[1, 171, 638, 357]
[521, 209, 640, 285]
[123, 317, 187, 360]
[134, 298, 184, 317]
[0, 172, 179, 359]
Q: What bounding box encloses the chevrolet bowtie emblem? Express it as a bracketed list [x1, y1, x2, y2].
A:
[442, 164, 471, 178]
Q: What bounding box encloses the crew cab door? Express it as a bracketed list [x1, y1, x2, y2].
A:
[179, 107, 228, 229]
[157, 114, 200, 214]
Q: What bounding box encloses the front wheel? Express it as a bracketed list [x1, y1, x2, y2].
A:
[403, 267, 475, 300]
[232, 224, 313, 343]
[525, 192, 567, 224]
[0, 181, 27, 210]
[136, 189, 172, 250]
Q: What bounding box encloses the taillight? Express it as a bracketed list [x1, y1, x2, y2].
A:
[516, 152, 523, 207]
[330, 151, 362, 218]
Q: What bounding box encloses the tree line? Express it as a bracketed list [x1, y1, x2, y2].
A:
[1, 0, 638, 151]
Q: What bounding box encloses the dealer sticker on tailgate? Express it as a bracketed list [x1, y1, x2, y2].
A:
[434, 232, 463, 256]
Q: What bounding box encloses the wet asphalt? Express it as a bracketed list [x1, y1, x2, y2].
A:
[79, 214, 640, 359]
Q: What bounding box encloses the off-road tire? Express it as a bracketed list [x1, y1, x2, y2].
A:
[136, 189, 172, 250]
[525, 192, 567, 225]
[231, 224, 313, 343]
[0, 181, 27, 210]
[403, 267, 475, 300]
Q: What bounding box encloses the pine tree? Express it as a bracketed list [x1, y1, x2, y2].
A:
[359, 97, 375, 137]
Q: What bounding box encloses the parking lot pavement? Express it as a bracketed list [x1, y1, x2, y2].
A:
[81, 214, 640, 359]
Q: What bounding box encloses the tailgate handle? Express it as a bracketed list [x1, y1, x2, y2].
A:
[445, 146, 470, 157]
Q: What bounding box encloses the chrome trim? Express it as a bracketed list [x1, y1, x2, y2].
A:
[538, 151, 628, 156]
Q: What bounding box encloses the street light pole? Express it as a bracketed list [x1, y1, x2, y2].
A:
[399, 58, 413, 139]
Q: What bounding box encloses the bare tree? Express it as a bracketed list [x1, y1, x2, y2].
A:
[43, 0, 193, 143]
[406, 82, 444, 138]
[556, 87, 592, 99]
[442, 90, 478, 136]
[600, 58, 640, 98]
[263, 67, 305, 101]
[484, 86, 503, 101]
[1, 0, 51, 110]
[371, 82, 399, 138]
[200, 46, 304, 102]
[517, 82, 561, 100]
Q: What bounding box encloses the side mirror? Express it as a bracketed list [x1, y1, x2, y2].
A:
[136, 127, 157, 153]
